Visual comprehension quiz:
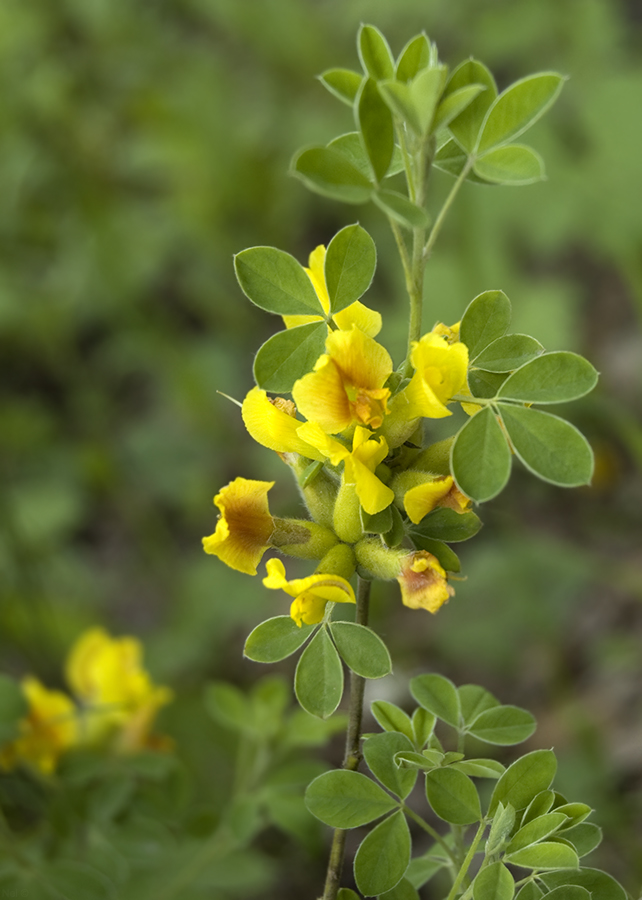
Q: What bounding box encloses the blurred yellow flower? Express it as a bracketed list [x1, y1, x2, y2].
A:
[403, 476, 471, 524]
[0, 677, 78, 775]
[292, 327, 392, 433]
[398, 551, 454, 613]
[263, 557, 355, 627]
[66, 628, 172, 749]
[203, 477, 275, 575]
[282, 245, 382, 337]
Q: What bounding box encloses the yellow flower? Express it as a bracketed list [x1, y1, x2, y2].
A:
[66, 628, 172, 749]
[282, 246, 382, 337]
[403, 476, 471, 524]
[203, 477, 276, 575]
[263, 557, 355, 627]
[398, 551, 454, 613]
[393, 329, 468, 420]
[241, 387, 326, 460]
[292, 327, 393, 434]
[298, 423, 395, 516]
[0, 677, 78, 775]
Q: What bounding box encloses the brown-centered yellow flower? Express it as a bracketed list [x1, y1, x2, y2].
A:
[292, 326, 393, 434]
[203, 477, 275, 575]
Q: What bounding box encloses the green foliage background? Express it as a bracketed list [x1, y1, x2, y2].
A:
[1, 0, 641, 895]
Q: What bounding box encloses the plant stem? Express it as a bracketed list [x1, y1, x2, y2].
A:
[322, 576, 371, 900]
[444, 820, 487, 900]
[423, 159, 473, 263]
[402, 805, 458, 866]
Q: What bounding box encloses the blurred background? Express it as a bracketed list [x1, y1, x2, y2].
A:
[1, 0, 641, 895]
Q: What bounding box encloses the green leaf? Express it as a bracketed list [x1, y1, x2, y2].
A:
[338, 891, 361, 900]
[357, 78, 394, 182]
[426, 767, 482, 825]
[395, 34, 431, 82]
[364, 731, 417, 799]
[394, 750, 440, 771]
[451, 759, 505, 779]
[358, 25, 395, 81]
[515, 885, 544, 900]
[0, 675, 27, 743]
[522, 790, 556, 824]
[458, 684, 500, 724]
[486, 802, 517, 855]
[433, 138, 491, 182]
[330, 622, 392, 679]
[361, 504, 393, 534]
[563, 822, 602, 857]
[473, 335, 544, 372]
[507, 812, 568, 852]
[379, 876, 420, 899]
[505, 841, 579, 869]
[383, 504, 406, 548]
[446, 59, 497, 151]
[412, 507, 482, 543]
[253, 322, 327, 392]
[544, 889, 591, 900]
[292, 146, 374, 203]
[371, 700, 415, 743]
[305, 769, 398, 828]
[295, 627, 344, 719]
[410, 673, 460, 727]
[540, 869, 627, 900]
[497, 404, 594, 487]
[460, 290, 512, 358]
[354, 810, 411, 897]
[379, 80, 421, 134]
[554, 801, 592, 827]
[498, 351, 598, 404]
[373, 190, 430, 229]
[328, 132, 373, 178]
[405, 846, 447, 889]
[244, 616, 316, 663]
[234, 247, 323, 316]
[412, 707, 436, 749]
[451, 406, 512, 503]
[412, 66, 448, 134]
[410, 536, 461, 573]
[325, 223, 377, 313]
[467, 705, 536, 745]
[473, 862, 514, 900]
[204, 682, 252, 731]
[489, 749, 557, 815]
[468, 369, 509, 399]
[319, 68, 363, 106]
[474, 144, 545, 185]
[434, 84, 487, 132]
[477, 72, 565, 153]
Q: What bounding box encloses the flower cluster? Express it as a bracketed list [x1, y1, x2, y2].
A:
[203, 244, 473, 626]
[0, 628, 172, 774]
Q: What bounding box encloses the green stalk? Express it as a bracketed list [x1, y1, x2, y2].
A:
[444, 820, 487, 900]
[322, 576, 371, 900]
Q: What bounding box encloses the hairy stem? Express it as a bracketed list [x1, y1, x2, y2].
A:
[445, 820, 487, 900]
[322, 576, 371, 900]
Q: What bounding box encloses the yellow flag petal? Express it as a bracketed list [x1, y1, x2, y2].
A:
[398, 551, 454, 613]
[334, 301, 382, 337]
[242, 387, 325, 459]
[304, 245, 331, 314]
[282, 313, 324, 329]
[296, 421, 350, 466]
[404, 477, 455, 524]
[202, 477, 275, 575]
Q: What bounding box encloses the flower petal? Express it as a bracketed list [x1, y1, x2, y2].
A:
[203, 477, 275, 575]
[398, 551, 454, 613]
[404, 477, 455, 524]
[334, 301, 382, 337]
[242, 387, 325, 459]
